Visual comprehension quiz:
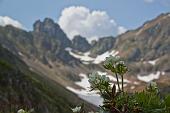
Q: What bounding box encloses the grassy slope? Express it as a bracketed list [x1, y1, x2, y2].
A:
[0, 45, 96, 113]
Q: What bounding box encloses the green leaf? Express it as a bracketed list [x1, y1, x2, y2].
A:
[165, 94, 170, 107]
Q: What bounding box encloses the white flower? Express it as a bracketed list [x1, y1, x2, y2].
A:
[71, 106, 82, 113]
[88, 72, 110, 92]
[103, 55, 121, 70]
[101, 75, 110, 82]
[17, 109, 26, 113]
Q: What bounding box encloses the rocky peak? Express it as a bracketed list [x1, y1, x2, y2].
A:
[136, 13, 170, 36]
[33, 19, 42, 32]
[43, 18, 57, 35]
[72, 35, 91, 52]
[33, 18, 62, 36]
[90, 36, 116, 56]
[33, 18, 71, 48]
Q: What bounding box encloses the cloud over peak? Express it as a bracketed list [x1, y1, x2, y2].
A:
[0, 16, 24, 29]
[58, 6, 126, 41]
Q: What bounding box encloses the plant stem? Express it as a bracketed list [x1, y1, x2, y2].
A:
[115, 73, 121, 92]
[121, 75, 124, 92]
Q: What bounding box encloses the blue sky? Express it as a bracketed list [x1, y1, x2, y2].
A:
[0, 0, 169, 39]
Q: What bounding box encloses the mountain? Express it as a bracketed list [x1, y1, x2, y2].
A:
[61, 13, 170, 92]
[0, 20, 85, 87]
[71, 35, 91, 52]
[89, 36, 116, 57]
[33, 18, 71, 48]
[0, 45, 96, 113]
[91, 13, 170, 92]
[114, 13, 170, 61]
[0, 13, 170, 109]
[113, 13, 170, 77]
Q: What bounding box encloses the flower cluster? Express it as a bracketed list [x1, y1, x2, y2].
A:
[71, 106, 82, 113]
[88, 72, 110, 93]
[17, 109, 25, 113]
[72, 105, 107, 113]
[103, 55, 128, 75]
[146, 82, 159, 93]
[17, 109, 28, 113]
[103, 55, 128, 92]
[17, 109, 33, 113]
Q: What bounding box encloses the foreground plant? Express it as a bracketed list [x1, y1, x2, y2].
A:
[72, 55, 170, 113]
[17, 109, 34, 113]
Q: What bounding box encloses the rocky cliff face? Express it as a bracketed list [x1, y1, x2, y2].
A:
[72, 35, 91, 52]
[114, 13, 170, 61]
[0, 18, 80, 65]
[32, 18, 78, 64]
[111, 13, 170, 76]
[0, 19, 85, 91]
[33, 18, 71, 48]
[90, 36, 116, 57]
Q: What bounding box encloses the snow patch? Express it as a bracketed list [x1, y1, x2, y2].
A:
[134, 81, 140, 85]
[67, 71, 131, 106]
[65, 48, 94, 62]
[66, 87, 102, 106]
[143, 59, 158, 65]
[65, 47, 119, 64]
[66, 71, 130, 106]
[162, 71, 165, 76]
[18, 52, 23, 56]
[137, 71, 160, 82]
[82, 61, 90, 65]
[130, 86, 135, 90]
[148, 59, 158, 65]
[66, 73, 103, 106]
[75, 73, 90, 89]
[168, 14, 170, 17]
[93, 50, 119, 64]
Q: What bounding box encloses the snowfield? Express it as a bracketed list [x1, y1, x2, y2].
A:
[148, 59, 159, 65]
[18, 52, 23, 56]
[65, 47, 119, 64]
[93, 51, 119, 64]
[66, 72, 131, 106]
[65, 48, 164, 104]
[143, 59, 159, 65]
[66, 73, 103, 106]
[137, 71, 161, 82]
[65, 48, 94, 62]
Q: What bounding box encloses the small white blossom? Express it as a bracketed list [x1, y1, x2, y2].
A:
[103, 55, 121, 70]
[71, 106, 82, 113]
[88, 72, 110, 92]
[147, 82, 158, 92]
[17, 109, 26, 113]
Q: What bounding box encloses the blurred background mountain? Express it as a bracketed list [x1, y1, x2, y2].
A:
[0, 11, 170, 112]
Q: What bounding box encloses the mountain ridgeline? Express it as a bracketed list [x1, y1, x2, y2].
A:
[0, 13, 170, 112]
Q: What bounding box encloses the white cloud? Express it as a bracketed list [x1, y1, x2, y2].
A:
[118, 26, 127, 35]
[144, 0, 155, 3]
[58, 6, 125, 41]
[0, 16, 24, 29]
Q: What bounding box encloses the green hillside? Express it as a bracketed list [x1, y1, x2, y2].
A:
[0, 45, 96, 113]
